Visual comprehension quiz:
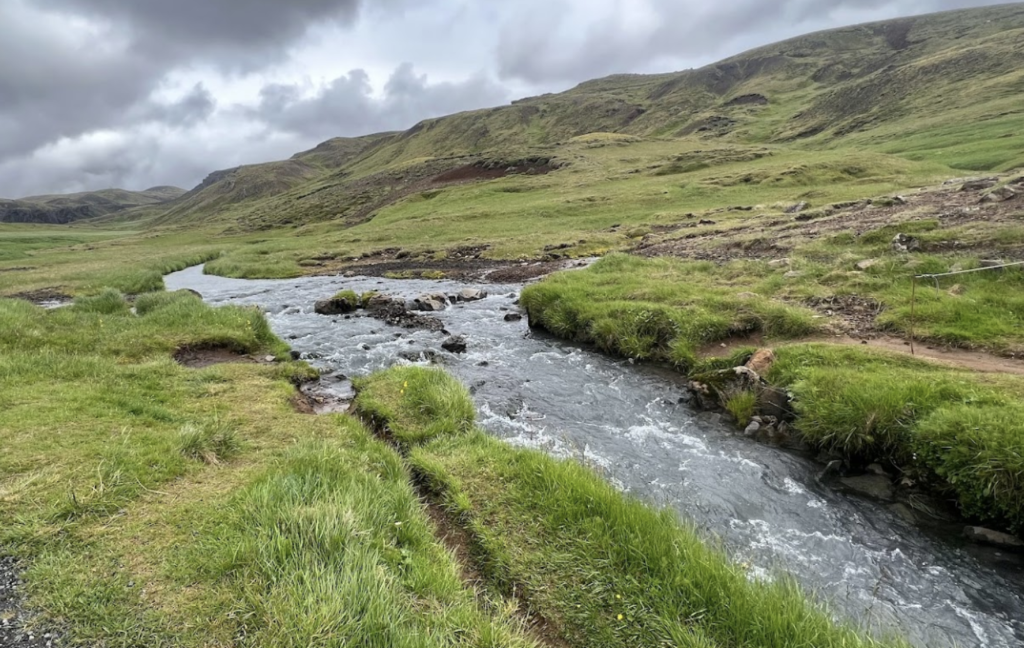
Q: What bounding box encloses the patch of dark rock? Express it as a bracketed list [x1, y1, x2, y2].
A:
[1, 557, 58, 648]
[173, 346, 257, 369]
[724, 93, 768, 107]
[504, 313, 523, 322]
[364, 295, 446, 333]
[399, 349, 445, 364]
[442, 336, 468, 354]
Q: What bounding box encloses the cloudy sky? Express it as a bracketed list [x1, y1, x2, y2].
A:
[0, 0, 1005, 198]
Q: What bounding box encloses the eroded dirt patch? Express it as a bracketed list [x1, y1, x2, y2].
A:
[173, 346, 257, 369]
[7, 288, 71, 306]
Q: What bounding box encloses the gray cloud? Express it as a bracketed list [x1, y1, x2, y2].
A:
[496, 0, 1007, 84]
[252, 63, 510, 140]
[0, 0, 1011, 197]
[46, 0, 368, 64]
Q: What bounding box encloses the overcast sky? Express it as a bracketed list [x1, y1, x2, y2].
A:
[0, 0, 1006, 198]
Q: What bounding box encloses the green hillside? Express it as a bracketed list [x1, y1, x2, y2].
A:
[139, 3, 1024, 234]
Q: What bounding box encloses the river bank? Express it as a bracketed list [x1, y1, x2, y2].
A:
[520, 255, 1024, 543]
[164, 265, 1024, 646]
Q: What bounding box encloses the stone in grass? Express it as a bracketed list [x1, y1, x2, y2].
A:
[891, 233, 921, 253]
[856, 259, 881, 271]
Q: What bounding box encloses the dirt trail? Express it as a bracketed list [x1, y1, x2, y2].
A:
[702, 333, 1024, 375]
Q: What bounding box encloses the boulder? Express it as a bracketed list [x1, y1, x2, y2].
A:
[457, 288, 487, 302]
[891, 233, 921, 253]
[963, 526, 1024, 551]
[980, 186, 1016, 203]
[745, 349, 776, 376]
[839, 474, 895, 502]
[315, 295, 359, 315]
[504, 313, 524, 322]
[768, 258, 792, 268]
[413, 293, 448, 312]
[442, 336, 468, 354]
[856, 259, 880, 271]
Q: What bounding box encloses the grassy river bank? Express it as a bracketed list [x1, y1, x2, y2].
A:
[0, 288, 902, 647]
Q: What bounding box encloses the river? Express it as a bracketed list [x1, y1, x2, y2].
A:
[166, 265, 1024, 648]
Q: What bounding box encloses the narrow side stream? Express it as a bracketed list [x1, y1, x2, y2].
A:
[167, 265, 1024, 648]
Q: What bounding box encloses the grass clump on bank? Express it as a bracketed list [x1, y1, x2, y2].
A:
[521, 254, 818, 370]
[353, 366, 476, 446]
[768, 345, 1024, 532]
[356, 367, 901, 648]
[524, 255, 1024, 533]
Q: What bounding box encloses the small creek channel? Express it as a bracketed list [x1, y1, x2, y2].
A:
[166, 265, 1024, 648]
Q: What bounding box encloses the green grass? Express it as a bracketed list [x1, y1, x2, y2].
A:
[521, 254, 820, 369]
[0, 292, 538, 647]
[523, 257, 1024, 532]
[767, 344, 1024, 531]
[356, 367, 901, 647]
[354, 366, 477, 446]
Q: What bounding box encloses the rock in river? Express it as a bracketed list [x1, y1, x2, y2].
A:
[315, 294, 359, 315]
[839, 474, 895, 502]
[442, 335, 468, 354]
[504, 313, 523, 322]
[413, 294, 449, 312]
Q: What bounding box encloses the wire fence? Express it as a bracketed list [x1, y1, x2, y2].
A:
[909, 260, 1024, 355]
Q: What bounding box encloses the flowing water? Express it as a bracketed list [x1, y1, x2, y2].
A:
[167, 265, 1024, 648]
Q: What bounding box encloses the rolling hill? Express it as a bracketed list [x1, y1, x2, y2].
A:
[0, 186, 186, 224]
[128, 3, 1024, 232]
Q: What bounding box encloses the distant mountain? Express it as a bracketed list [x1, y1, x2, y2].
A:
[33, 3, 1024, 230]
[0, 186, 187, 224]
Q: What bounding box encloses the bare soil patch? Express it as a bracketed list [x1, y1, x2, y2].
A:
[7, 288, 71, 306]
[172, 346, 258, 369]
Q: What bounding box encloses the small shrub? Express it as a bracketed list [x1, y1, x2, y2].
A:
[135, 290, 202, 316]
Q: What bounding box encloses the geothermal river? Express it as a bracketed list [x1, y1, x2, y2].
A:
[167, 265, 1024, 648]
